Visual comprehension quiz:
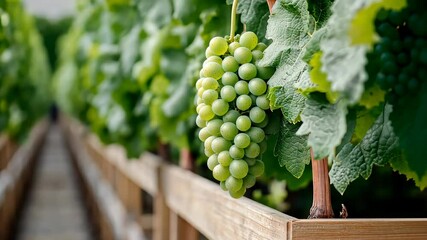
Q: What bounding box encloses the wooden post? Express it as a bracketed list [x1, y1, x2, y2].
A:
[169, 148, 199, 240]
[154, 164, 170, 240]
[309, 150, 334, 218]
[127, 179, 142, 215]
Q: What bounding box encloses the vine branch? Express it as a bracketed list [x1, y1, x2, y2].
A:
[267, 0, 276, 14]
[308, 149, 334, 219]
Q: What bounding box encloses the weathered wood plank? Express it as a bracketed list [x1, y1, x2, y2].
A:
[170, 211, 199, 240]
[85, 136, 162, 196]
[65, 119, 147, 240]
[290, 219, 427, 240]
[161, 164, 295, 240]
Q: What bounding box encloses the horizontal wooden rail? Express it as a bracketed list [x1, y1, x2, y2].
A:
[62, 116, 427, 240]
[0, 134, 18, 171]
[62, 117, 146, 240]
[0, 119, 49, 240]
[290, 219, 427, 240]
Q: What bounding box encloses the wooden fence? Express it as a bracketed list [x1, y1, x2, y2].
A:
[60, 116, 427, 240]
[0, 119, 49, 239]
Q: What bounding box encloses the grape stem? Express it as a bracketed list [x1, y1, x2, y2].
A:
[308, 149, 334, 219]
[267, 0, 276, 13]
[230, 0, 239, 41]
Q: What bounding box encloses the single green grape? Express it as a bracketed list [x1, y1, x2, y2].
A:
[239, 31, 258, 50]
[234, 133, 251, 149]
[229, 159, 249, 179]
[207, 154, 219, 170]
[213, 164, 230, 181]
[234, 81, 249, 95]
[211, 137, 232, 154]
[209, 37, 228, 55]
[246, 127, 265, 143]
[218, 151, 233, 166]
[196, 115, 206, 128]
[220, 122, 239, 141]
[245, 142, 260, 158]
[221, 72, 239, 86]
[198, 127, 210, 142]
[254, 42, 267, 51]
[220, 85, 237, 102]
[249, 107, 266, 124]
[202, 77, 219, 90]
[229, 145, 245, 159]
[229, 186, 246, 198]
[203, 62, 224, 80]
[222, 56, 239, 72]
[198, 105, 215, 121]
[248, 78, 267, 96]
[225, 176, 243, 193]
[202, 89, 219, 105]
[206, 119, 223, 136]
[251, 50, 263, 63]
[212, 99, 229, 116]
[256, 95, 270, 110]
[233, 47, 252, 64]
[243, 174, 256, 188]
[222, 109, 240, 123]
[236, 95, 252, 111]
[236, 115, 251, 132]
[238, 63, 257, 80]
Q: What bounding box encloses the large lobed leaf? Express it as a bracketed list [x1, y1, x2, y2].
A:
[329, 104, 401, 194]
[275, 119, 311, 178]
[259, 0, 332, 123]
[297, 95, 348, 159]
[390, 83, 427, 190]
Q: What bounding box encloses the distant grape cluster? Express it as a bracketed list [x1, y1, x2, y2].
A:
[369, 0, 427, 105]
[195, 31, 274, 198]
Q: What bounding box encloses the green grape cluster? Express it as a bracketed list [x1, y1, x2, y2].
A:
[368, 0, 427, 105]
[195, 31, 274, 198]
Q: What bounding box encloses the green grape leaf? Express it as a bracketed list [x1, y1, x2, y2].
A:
[320, 0, 406, 104]
[296, 95, 348, 160]
[274, 119, 310, 178]
[120, 25, 143, 75]
[390, 83, 427, 182]
[172, 0, 198, 23]
[358, 84, 386, 109]
[258, 0, 331, 123]
[226, 0, 270, 41]
[329, 104, 401, 194]
[390, 157, 427, 191]
[268, 85, 305, 124]
[262, 131, 312, 191]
